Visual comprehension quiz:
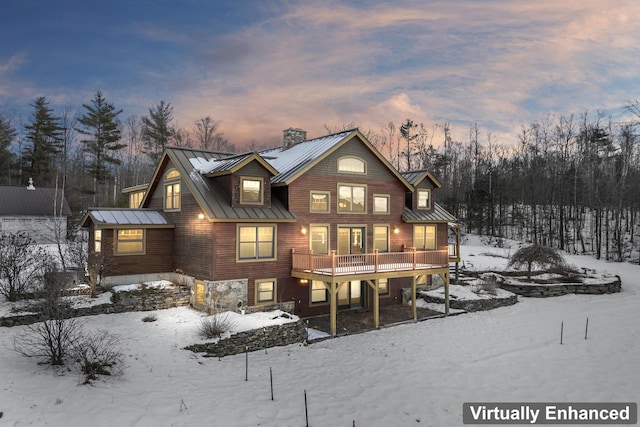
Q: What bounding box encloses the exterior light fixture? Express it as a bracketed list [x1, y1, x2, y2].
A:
[301, 226, 307, 235]
[393, 226, 400, 234]
[198, 213, 205, 220]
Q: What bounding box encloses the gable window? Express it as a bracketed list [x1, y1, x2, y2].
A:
[417, 189, 431, 209]
[373, 194, 390, 214]
[311, 280, 329, 304]
[373, 225, 389, 253]
[164, 169, 181, 211]
[338, 184, 366, 213]
[256, 279, 276, 304]
[310, 225, 329, 254]
[310, 191, 330, 213]
[115, 229, 145, 255]
[238, 225, 276, 261]
[129, 191, 145, 208]
[337, 156, 366, 174]
[414, 224, 436, 250]
[241, 177, 263, 205]
[94, 229, 102, 253]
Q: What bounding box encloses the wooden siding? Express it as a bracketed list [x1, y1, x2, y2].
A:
[95, 227, 174, 276]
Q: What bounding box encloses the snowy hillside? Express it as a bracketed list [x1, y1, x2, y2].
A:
[0, 235, 638, 426]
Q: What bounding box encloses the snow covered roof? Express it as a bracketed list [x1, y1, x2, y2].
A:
[81, 209, 174, 228]
[0, 185, 72, 216]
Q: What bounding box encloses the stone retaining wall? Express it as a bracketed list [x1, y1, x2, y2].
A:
[1, 287, 191, 327]
[500, 277, 621, 297]
[185, 320, 308, 357]
[419, 292, 518, 312]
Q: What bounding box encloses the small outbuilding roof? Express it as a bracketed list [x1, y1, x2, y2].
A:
[0, 185, 72, 216]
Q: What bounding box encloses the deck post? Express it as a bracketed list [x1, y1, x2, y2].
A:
[412, 275, 417, 321]
[373, 279, 380, 329]
[374, 249, 379, 273]
[444, 272, 450, 315]
[412, 247, 417, 270]
[331, 250, 336, 275]
[330, 280, 337, 336]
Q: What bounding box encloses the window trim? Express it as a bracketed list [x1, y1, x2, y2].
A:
[164, 181, 181, 211]
[114, 228, 145, 255]
[240, 176, 264, 205]
[309, 224, 330, 255]
[236, 224, 277, 262]
[337, 183, 367, 214]
[309, 190, 330, 213]
[417, 188, 431, 210]
[337, 156, 367, 175]
[373, 194, 390, 214]
[255, 278, 277, 305]
[310, 280, 329, 305]
[373, 224, 390, 253]
[413, 224, 437, 250]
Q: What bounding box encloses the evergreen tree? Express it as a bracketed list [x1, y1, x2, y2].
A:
[23, 97, 63, 185]
[77, 91, 125, 206]
[0, 111, 16, 184]
[141, 100, 175, 163]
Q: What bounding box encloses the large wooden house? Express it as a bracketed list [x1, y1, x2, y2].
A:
[81, 128, 461, 334]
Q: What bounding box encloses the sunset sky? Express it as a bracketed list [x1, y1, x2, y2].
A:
[2, 0, 640, 149]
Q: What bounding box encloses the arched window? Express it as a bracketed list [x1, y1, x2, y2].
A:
[337, 156, 366, 174]
[164, 169, 181, 211]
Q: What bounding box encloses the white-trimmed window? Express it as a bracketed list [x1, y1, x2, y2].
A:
[241, 177, 263, 205]
[164, 169, 181, 211]
[373, 194, 390, 214]
[238, 225, 276, 261]
[94, 229, 102, 253]
[417, 189, 431, 209]
[115, 229, 145, 255]
[373, 225, 389, 253]
[256, 279, 276, 304]
[338, 184, 366, 213]
[311, 280, 328, 304]
[337, 156, 366, 174]
[414, 224, 436, 250]
[310, 191, 330, 213]
[310, 225, 329, 254]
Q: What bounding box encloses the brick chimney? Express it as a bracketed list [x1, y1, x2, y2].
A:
[283, 128, 307, 149]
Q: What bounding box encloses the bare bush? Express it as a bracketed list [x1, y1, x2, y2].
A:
[71, 329, 124, 383]
[0, 232, 48, 301]
[508, 245, 566, 282]
[13, 314, 83, 365]
[199, 314, 236, 339]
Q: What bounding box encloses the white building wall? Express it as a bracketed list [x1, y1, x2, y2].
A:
[0, 216, 68, 244]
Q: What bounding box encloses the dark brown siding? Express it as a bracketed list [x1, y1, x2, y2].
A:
[99, 228, 174, 276]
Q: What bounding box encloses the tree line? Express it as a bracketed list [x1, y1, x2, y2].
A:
[2, 94, 640, 262]
[0, 92, 234, 219]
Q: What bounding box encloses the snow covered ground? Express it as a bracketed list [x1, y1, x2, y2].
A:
[0, 235, 638, 426]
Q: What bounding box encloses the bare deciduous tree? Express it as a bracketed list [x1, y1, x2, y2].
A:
[0, 232, 47, 301]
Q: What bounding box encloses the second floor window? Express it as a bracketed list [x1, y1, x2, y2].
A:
[373, 225, 389, 253]
[417, 189, 431, 209]
[310, 191, 330, 213]
[338, 184, 366, 213]
[238, 225, 275, 261]
[414, 224, 436, 250]
[373, 195, 389, 214]
[241, 177, 263, 204]
[165, 182, 180, 211]
[310, 225, 329, 254]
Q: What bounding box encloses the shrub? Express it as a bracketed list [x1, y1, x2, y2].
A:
[71, 329, 124, 383]
[508, 245, 566, 282]
[142, 313, 158, 322]
[199, 314, 236, 339]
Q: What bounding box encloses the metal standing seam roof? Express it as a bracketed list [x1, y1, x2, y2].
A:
[260, 130, 354, 184]
[86, 209, 174, 227]
[165, 147, 297, 222]
[401, 203, 458, 223]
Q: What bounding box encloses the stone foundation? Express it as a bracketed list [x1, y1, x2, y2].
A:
[501, 277, 621, 297]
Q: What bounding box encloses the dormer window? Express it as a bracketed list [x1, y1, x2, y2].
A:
[417, 189, 431, 210]
[164, 169, 181, 211]
[337, 156, 366, 174]
[241, 177, 263, 205]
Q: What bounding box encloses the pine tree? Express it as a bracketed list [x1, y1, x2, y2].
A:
[0, 111, 16, 184]
[23, 97, 63, 185]
[141, 100, 175, 163]
[77, 91, 125, 206]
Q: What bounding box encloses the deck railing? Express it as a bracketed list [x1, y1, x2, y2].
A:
[291, 248, 449, 276]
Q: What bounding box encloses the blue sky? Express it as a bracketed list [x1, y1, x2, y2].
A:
[2, 0, 640, 149]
